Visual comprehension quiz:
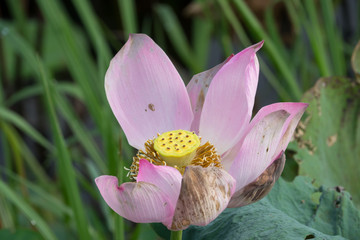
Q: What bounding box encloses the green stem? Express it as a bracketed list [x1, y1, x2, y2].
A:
[170, 230, 183, 240]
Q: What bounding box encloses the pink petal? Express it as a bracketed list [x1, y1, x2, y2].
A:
[228, 152, 285, 208]
[95, 160, 182, 226]
[222, 102, 307, 171]
[105, 34, 193, 149]
[170, 166, 236, 230]
[198, 41, 263, 155]
[186, 55, 234, 133]
[137, 159, 182, 212]
[272, 103, 308, 158]
[228, 109, 290, 192]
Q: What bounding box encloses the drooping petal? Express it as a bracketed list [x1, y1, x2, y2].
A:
[222, 102, 308, 171]
[199, 41, 263, 155]
[272, 103, 308, 158]
[228, 152, 285, 208]
[95, 160, 182, 226]
[95, 177, 171, 225]
[228, 109, 289, 192]
[186, 55, 234, 133]
[105, 34, 193, 149]
[137, 159, 182, 214]
[170, 166, 236, 231]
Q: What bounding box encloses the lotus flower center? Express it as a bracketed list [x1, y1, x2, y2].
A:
[128, 130, 222, 180]
[153, 130, 200, 168]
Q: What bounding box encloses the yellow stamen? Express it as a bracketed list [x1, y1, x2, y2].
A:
[128, 130, 222, 180]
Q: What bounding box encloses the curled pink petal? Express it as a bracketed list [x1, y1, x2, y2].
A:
[272, 103, 308, 158]
[95, 160, 182, 226]
[228, 152, 285, 208]
[186, 55, 234, 133]
[105, 34, 193, 149]
[228, 109, 290, 192]
[95, 176, 173, 225]
[222, 102, 307, 171]
[199, 41, 264, 155]
[137, 159, 182, 213]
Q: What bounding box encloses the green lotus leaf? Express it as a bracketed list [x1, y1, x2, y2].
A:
[183, 177, 360, 240]
[292, 76, 360, 206]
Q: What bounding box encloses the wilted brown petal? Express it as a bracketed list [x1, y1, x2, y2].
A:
[227, 152, 286, 208]
[170, 166, 235, 231]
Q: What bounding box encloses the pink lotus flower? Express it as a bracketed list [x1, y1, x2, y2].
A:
[95, 34, 307, 231]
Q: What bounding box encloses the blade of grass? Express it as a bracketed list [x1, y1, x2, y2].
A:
[1, 122, 51, 185]
[0, 194, 15, 229]
[0, 22, 38, 77]
[5, 0, 27, 85]
[86, 206, 107, 240]
[0, 123, 11, 172]
[0, 123, 15, 230]
[192, 18, 212, 70]
[303, 0, 332, 76]
[218, 0, 292, 101]
[284, 0, 300, 35]
[217, 0, 250, 45]
[36, 0, 104, 126]
[153, 15, 167, 50]
[0, 122, 26, 180]
[37, 57, 91, 239]
[0, 40, 6, 104]
[320, 0, 345, 76]
[35, 1, 124, 192]
[192, 0, 215, 69]
[232, 0, 302, 100]
[114, 213, 124, 240]
[101, 107, 127, 240]
[101, 112, 125, 240]
[218, 17, 233, 57]
[264, 5, 289, 61]
[104, 111, 126, 240]
[154, 4, 200, 73]
[5, 0, 26, 34]
[258, 59, 293, 101]
[71, 0, 112, 77]
[118, 0, 138, 38]
[1, 168, 72, 218]
[75, 165, 101, 200]
[0, 107, 53, 150]
[141, 15, 152, 36]
[54, 88, 106, 172]
[35, 4, 128, 238]
[87, 155, 125, 240]
[130, 223, 158, 240]
[16, 139, 52, 186]
[5, 82, 83, 107]
[0, 180, 57, 240]
[284, 1, 315, 90]
[86, 161, 114, 236]
[34, 1, 125, 212]
[102, 22, 123, 51]
[291, 37, 310, 89]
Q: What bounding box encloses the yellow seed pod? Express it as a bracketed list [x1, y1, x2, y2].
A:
[153, 129, 200, 168]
